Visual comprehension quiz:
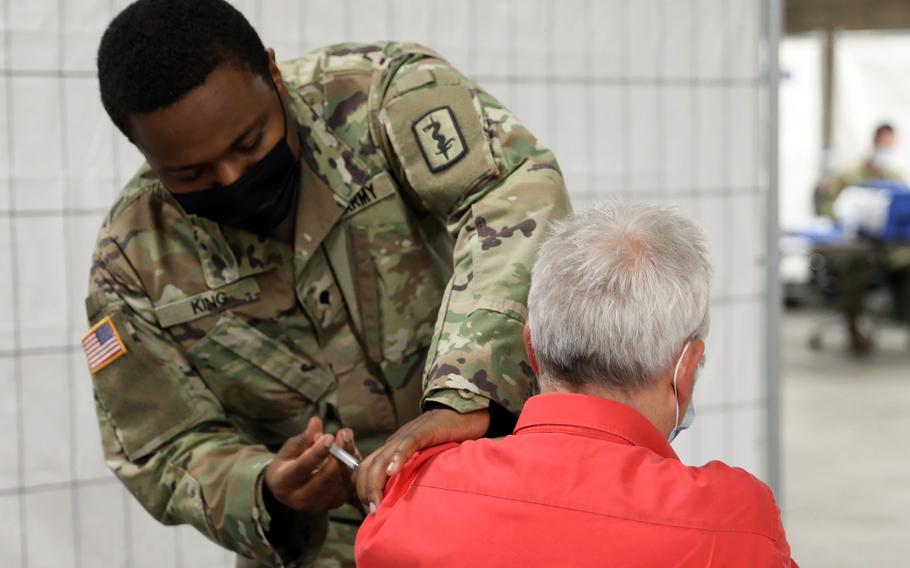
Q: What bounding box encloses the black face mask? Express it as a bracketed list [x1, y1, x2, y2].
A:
[172, 82, 299, 235]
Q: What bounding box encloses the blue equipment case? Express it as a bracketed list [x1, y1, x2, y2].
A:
[859, 180, 910, 242]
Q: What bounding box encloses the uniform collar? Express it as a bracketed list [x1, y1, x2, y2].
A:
[514, 393, 679, 460]
[288, 117, 349, 269]
[285, 81, 368, 269]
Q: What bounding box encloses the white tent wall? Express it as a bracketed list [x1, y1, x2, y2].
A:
[834, 33, 910, 179]
[780, 35, 822, 229]
[0, 1, 778, 566]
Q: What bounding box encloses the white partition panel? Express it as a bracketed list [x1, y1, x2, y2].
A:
[0, 1, 779, 565]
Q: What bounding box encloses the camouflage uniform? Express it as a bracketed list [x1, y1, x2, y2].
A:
[819, 160, 903, 218]
[84, 42, 571, 567]
[818, 161, 903, 352]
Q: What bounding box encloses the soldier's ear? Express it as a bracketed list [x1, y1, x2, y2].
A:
[266, 48, 284, 92]
[523, 322, 540, 376]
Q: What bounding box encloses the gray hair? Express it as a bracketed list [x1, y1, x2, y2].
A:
[527, 202, 712, 391]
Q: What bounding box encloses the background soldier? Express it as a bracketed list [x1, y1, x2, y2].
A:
[818, 123, 903, 218]
[817, 124, 904, 353]
[85, 0, 571, 566]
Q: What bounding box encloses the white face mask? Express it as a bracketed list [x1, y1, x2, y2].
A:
[668, 341, 695, 444]
[872, 148, 895, 171]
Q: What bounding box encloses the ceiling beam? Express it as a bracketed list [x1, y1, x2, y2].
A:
[787, 0, 910, 34]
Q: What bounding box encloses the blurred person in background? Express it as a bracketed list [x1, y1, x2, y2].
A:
[355, 203, 797, 568]
[818, 123, 902, 218]
[816, 123, 904, 353]
[83, 0, 570, 566]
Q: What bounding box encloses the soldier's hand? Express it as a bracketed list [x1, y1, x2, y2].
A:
[355, 408, 489, 513]
[264, 417, 358, 512]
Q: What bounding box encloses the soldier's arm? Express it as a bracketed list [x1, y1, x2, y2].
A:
[85, 238, 325, 565]
[373, 47, 572, 421]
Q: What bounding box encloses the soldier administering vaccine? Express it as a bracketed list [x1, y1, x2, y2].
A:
[83, 0, 571, 566]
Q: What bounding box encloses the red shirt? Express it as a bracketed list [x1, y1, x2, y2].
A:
[356, 393, 797, 567]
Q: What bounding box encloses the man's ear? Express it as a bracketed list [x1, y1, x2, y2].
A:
[676, 339, 705, 408]
[266, 48, 285, 96]
[523, 322, 540, 376]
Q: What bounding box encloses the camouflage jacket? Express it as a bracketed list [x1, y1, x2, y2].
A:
[84, 42, 570, 566]
[821, 160, 903, 218]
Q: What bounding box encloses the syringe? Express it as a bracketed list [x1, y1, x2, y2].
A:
[328, 444, 360, 470]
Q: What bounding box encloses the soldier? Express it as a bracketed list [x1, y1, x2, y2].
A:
[84, 0, 571, 566]
[818, 123, 903, 218]
[817, 124, 903, 353]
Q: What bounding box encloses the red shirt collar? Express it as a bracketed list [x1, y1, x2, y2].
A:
[514, 392, 679, 460]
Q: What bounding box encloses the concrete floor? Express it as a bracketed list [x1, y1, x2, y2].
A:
[783, 309, 910, 566]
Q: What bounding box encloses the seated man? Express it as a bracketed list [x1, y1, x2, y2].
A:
[818, 123, 902, 218]
[817, 123, 904, 353]
[355, 202, 797, 567]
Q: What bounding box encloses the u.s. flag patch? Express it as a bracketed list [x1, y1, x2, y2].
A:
[82, 316, 127, 374]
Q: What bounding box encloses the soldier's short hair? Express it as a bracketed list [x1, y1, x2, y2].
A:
[528, 202, 712, 391]
[97, 0, 271, 138]
[874, 123, 895, 143]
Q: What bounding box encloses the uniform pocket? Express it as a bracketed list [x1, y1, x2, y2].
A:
[89, 304, 219, 462]
[366, 221, 447, 362]
[187, 311, 335, 423]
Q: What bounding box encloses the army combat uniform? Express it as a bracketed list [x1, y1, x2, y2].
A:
[818, 161, 903, 218]
[817, 161, 904, 352]
[83, 42, 571, 567]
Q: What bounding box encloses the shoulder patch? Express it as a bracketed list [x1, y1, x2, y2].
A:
[381, 83, 499, 214]
[412, 107, 468, 173]
[82, 316, 127, 374]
